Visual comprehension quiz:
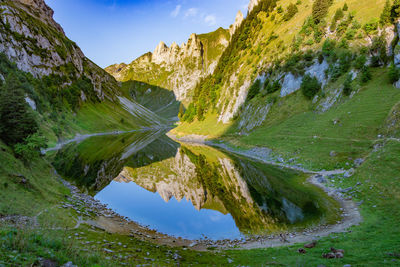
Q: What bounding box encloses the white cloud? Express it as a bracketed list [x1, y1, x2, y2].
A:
[184, 8, 198, 18]
[204, 14, 217, 26]
[170, 5, 181, 18]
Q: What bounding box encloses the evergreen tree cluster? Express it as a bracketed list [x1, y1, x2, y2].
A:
[283, 3, 299, 21]
[300, 75, 321, 99]
[0, 74, 38, 145]
[312, 0, 334, 24]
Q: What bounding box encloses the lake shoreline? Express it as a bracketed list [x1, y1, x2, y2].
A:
[166, 132, 363, 249]
[44, 130, 363, 251]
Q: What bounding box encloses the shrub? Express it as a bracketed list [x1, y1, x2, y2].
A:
[14, 133, 47, 161]
[283, 3, 298, 21]
[345, 29, 357, 40]
[391, 0, 400, 22]
[322, 39, 336, 57]
[360, 66, 372, 83]
[370, 34, 388, 65]
[363, 18, 379, 36]
[353, 55, 367, 70]
[389, 64, 400, 83]
[178, 103, 185, 119]
[343, 3, 348, 11]
[301, 75, 321, 99]
[247, 79, 261, 101]
[380, 0, 392, 25]
[265, 80, 282, 94]
[333, 8, 344, 21]
[343, 74, 353, 96]
[182, 103, 196, 122]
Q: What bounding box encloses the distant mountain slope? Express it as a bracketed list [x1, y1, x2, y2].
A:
[119, 81, 181, 121]
[0, 0, 166, 143]
[106, 26, 237, 102]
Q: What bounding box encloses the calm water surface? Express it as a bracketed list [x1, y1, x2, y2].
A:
[51, 130, 339, 240]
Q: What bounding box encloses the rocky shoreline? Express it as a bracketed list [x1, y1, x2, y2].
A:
[50, 131, 364, 251]
[165, 133, 363, 249]
[35, 131, 364, 251]
[58, 171, 362, 251]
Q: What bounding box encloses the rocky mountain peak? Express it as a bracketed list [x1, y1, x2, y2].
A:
[106, 28, 230, 102]
[248, 0, 261, 13]
[154, 41, 168, 55]
[229, 10, 244, 35]
[15, 0, 64, 33]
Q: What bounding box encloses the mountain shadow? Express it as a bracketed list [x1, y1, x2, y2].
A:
[120, 81, 182, 122]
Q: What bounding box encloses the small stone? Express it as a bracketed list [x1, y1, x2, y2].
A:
[298, 248, 307, 254]
[322, 252, 336, 259]
[304, 241, 317, 248]
[354, 158, 364, 167]
[335, 251, 344, 258]
[330, 151, 337, 157]
[61, 262, 77, 267]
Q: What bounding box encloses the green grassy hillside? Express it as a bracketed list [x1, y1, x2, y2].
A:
[177, 0, 388, 125]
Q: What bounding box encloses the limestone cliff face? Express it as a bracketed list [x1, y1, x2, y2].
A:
[17, 0, 64, 33]
[106, 28, 231, 101]
[229, 11, 244, 36]
[248, 0, 261, 13]
[0, 0, 119, 100]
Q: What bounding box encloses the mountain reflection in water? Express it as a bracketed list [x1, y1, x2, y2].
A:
[52, 130, 339, 240]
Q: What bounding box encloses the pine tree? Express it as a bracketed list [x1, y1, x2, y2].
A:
[283, 3, 298, 21]
[343, 3, 349, 11]
[380, 0, 392, 25]
[312, 0, 333, 24]
[391, 0, 400, 22]
[343, 74, 353, 96]
[178, 102, 185, 119]
[0, 74, 38, 144]
[334, 8, 344, 21]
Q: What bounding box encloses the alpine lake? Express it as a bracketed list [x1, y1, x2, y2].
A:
[47, 130, 340, 241]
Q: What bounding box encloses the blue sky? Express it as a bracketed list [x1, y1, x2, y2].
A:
[46, 0, 249, 68]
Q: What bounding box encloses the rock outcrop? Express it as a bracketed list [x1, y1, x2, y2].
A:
[229, 11, 244, 36]
[106, 28, 231, 101]
[0, 0, 120, 100]
[248, 0, 261, 13]
[16, 0, 64, 33]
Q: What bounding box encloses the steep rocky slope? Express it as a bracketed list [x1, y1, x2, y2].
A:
[0, 0, 166, 141]
[0, 0, 115, 98]
[106, 27, 234, 102]
[176, 0, 396, 129]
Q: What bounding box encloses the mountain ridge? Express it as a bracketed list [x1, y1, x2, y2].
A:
[106, 27, 233, 102]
